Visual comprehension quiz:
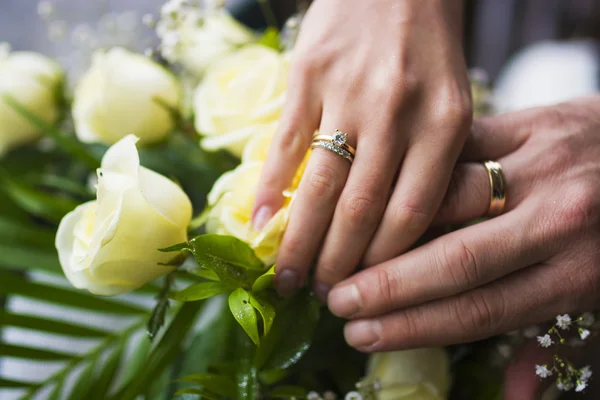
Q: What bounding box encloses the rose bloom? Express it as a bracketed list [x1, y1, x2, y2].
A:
[72, 47, 181, 146]
[56, 135, 192, 296]
[206, 127, 307, 265]
[366, 348, 451, 400]
[159, 9, 255, 76]
[0, 50, 63, 155]
[194, 45, 289, 157]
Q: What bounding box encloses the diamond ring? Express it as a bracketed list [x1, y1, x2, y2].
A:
[311, 130, 355, 163]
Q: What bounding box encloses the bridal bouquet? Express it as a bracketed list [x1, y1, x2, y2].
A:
[0, 1, 596, 400]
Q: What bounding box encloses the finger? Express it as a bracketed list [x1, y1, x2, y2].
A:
[313, 128, 402, 300]
[342, 261, 571, 352]
[364, 131, 465, 266]
[329, 204, 550, 319]
[275, 114, 352, 296]
[460, 110, 536, 162]
[435, 154, 522, 224]
[251, 64, 321, 231]
[433, 163, 491, 224]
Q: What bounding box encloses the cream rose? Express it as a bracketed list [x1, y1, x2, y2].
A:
[72, 47, 181, 146]
[56, 135, 192, 296]
[0, 50, 63, 155]
[194, 45, 289, 157]
[160, 9, 255, 76]
[206, 127, 307, 265]
[365, 348, 451, 400]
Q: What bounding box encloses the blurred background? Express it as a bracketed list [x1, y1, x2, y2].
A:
[1, 0, 599, 81]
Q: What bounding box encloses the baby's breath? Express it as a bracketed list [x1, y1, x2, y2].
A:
[556, 314, 572, 330]
[537, 334, 553, 348]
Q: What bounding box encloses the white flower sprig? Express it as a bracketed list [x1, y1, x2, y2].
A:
[535, 313, 598, 393]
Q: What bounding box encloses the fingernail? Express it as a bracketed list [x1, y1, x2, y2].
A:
[253, 206, 273, 231]
[344, 320, 382, 349]
[314, 282, 331, 304]
[328, 283, 362, 317]
[276, 269, 299, 297]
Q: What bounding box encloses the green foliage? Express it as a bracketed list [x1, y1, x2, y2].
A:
[170, 281, 230, 302]
[229, 288, 260, 346]
[3, 94, 101, 169]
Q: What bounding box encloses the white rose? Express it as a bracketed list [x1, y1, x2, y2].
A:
[0, 50, 63, 155]
[73, 47, 181, 146]
[194, 45, 288, 157]
[56, 135, 192, 296]
[366, 348, 451, 400]
[161, 9, 255, 76]
[206, 161, 290, 266]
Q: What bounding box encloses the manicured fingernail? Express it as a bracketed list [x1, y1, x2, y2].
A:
[276, 269, 298, 297]
[328, 283, 362, 317]
[344, 320, 382, 349]
[314, 282, 331, 304]
[253, 206, 273, 231]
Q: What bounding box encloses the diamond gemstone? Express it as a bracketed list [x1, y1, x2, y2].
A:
[332, 130, 347, 146]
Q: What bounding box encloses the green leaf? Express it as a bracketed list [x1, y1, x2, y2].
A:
[0, 217, 56, 249]
[257, 369, 289, 385]
[1, 344, 78, 361]
[0, 272, 147, 315]
[255, 291, 320, 370]
[189, 235, 264, 271]
[0, 244, 61, 274]
[186, 268, 220, 281]
[118, 334, 152, 390]
[2, 94, 101, 169]
[258, 27, 281, 50]
[229, 288, 260, 346]
[159, 241, 191, 253]
[251, 265, 275, 292]
[88, 343, 124, 398]
[234, 327, 259, 400]
[69, 360, 96, 400]
[248, 292, 275, 336]
[112, 302, 204, 400]
[269, 385, 307, 398]
[176, 298, 235, 382]
[31, 173, 94, 198]
[147, 274, 175, 341]
[0, 378, 34, 388]
[1, 311, 110, 337]
[47, 378, 65, 400]
[170, 281, 230, 302]
[0, 169, 80, 222]
[173, 388, 220, 400]
[178, 373, 236, 397]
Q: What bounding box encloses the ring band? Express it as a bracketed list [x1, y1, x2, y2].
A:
[311, 130, 355, 163]
[483, 160, 506, 217]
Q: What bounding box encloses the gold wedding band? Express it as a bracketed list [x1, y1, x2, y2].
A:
[311, 130, 355, 163]
[483, 160, 506, 217]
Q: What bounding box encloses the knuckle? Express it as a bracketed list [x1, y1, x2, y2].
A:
[278, 234, 306, 266]
[436, 84, 473, 130]
[340, 190, 384, 226]
[306, 163, 342, 200]
[441, 239, 481, 290]
[390, 202, 431, 231]
[454, 290, 502, 335]
[374, 268, 398, 307]
[556, 184, 599, 234]
[275, 119, 310, 155]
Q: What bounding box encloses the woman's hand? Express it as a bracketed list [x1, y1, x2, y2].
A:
[326, 96, 600, 351]
[252, 0, 472, 299]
